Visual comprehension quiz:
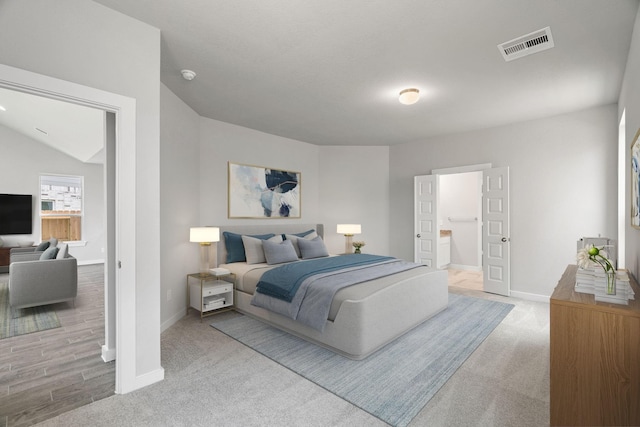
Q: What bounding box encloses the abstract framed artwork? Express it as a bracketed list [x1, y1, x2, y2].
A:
[228, 162, 301, 219]
[632, 128, 640, 229]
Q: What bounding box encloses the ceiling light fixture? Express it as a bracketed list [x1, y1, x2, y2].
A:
[181, 69, 196, 81]
[0, 105, 6, 111]
[399, 88, 420, 105]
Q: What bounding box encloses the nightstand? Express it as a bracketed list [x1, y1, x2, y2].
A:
[186, 272, 235, 321]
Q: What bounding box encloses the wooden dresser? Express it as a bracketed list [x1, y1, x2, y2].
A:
[550, 264, 640, 426]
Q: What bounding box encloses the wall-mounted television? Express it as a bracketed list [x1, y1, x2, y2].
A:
[0, 194, 33, 235]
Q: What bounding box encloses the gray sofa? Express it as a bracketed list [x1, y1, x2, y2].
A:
[9, 244, 78, 309]
[9, 237, 58, 262]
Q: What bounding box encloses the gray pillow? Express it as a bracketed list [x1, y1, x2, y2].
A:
[284, 231, 318, 257]
[298, 236, 329, 259]
[39, 246, 59, 260]
[242, 234, 282, 264]
[56, 243, 69, 259]
[49, 237, 58, 247]
[263, 239, 299, 265]
[35, 241, 50, 251]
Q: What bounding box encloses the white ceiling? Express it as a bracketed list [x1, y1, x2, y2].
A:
[0, 87, 105, 163]
[2, 1, 638, 163]
[93, 0, 638, 146]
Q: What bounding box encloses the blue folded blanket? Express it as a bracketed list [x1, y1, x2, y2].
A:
[256, 254, 393, 302]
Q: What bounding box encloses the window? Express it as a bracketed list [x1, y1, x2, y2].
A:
[40, 175, 83, 242]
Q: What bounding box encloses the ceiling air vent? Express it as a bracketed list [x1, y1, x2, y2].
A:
[498, 27, 554, 62]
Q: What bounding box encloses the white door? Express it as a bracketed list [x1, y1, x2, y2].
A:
[414, 175, 438, 267]
[482, 167, 510, 296]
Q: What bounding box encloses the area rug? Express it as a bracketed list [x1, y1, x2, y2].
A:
[0, 283, 61, 339]
[211, 293, 514, 427]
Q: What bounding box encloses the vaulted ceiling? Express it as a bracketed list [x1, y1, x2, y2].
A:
[94, 0, 639, 146]
[2, 1, 638, 164]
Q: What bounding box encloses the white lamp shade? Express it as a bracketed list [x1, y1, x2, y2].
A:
[337, 224, 361, 235]
[399, 88, 420, 105]
[190, 226, 220, 243]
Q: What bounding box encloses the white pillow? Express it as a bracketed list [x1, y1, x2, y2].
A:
[284, 231, 318, 258]
[242, 234, 283, 264]
[56, 243, 69, 259]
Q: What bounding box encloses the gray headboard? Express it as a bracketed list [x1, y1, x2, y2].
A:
[216, 223, 324, 265]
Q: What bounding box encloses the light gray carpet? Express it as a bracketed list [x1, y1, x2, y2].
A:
[211, 293, 514, 427]
[0, 282, 61, 339]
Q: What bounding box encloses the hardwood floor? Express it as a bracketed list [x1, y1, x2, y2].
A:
[0, 265, 114, 427]
[447, 267, 483, 291]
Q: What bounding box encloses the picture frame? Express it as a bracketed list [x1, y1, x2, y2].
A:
[631, 128, 640, 229]
[228, 162, 301, 219]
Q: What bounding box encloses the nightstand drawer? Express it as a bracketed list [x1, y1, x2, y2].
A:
[203, 282, 232, 297]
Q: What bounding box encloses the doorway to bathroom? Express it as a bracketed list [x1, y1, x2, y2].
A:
[414, 163, 511, 296]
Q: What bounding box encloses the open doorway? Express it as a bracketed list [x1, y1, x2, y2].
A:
[0, 85, 117, 422]
[415, 163, 511, 296]
[0, 62, 149, 397]
[439, 171, 483, 291]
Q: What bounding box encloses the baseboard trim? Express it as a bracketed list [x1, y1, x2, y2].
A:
[161, 308, 187, 333]
[101, 345, 116, 362]
[510, 290, 550, 303]
[78, 259, 104, 266]
[117, 367, 165, 394]
[448, 264, 482, 272]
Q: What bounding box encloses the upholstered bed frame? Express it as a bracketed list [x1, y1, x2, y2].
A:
[216, 223, 448, 360]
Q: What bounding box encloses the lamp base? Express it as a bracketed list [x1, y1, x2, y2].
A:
[199, 243, 211, 275]
[344, 234, 353, 254]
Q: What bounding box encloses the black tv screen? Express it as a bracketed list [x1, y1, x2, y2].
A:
[0, 194, 33, 235]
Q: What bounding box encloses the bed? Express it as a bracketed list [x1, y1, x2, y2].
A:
[216, 224, 448, 360]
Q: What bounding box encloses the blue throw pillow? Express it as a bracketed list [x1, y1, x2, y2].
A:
[39, 246, 59, 260]
[223, 231, 275, 263]
[298, 236, 329, 259]
[35, 241, 50, 251]
[263, 239, 299, 265]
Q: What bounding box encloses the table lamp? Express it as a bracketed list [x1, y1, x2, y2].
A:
[190, 226, 220, 275]
[337, 224, 361, 254]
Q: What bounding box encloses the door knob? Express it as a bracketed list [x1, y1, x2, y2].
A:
[501, 237, 507, 242]
[416, 234, 421, 238]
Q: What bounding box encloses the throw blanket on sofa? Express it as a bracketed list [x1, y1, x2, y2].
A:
[251, 254, 424, 331]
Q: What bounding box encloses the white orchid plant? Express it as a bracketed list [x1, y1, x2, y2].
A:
[577, 244, 615, 294]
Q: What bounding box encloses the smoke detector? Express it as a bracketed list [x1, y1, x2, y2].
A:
[498, 27, 554, 62]
[181, 69, 196, 81]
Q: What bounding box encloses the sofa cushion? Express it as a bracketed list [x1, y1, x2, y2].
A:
[56, 243, 69, 259]
[49, 237, 58, 247]
[39, 246, 59, 260]
[35, 241, 50, 251]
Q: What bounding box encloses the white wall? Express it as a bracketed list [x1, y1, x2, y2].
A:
[318, 146, 390, 255]
[159, 84, 201, 330]
[0, 0, 163, 389]
[619, 6, 640, 282]
[390, 104, 618, 298]
[158, 88, 392, 327]
[0, 124, 104, 263]
[439, 171, 481, 267]
[198, 117, 321, 227]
